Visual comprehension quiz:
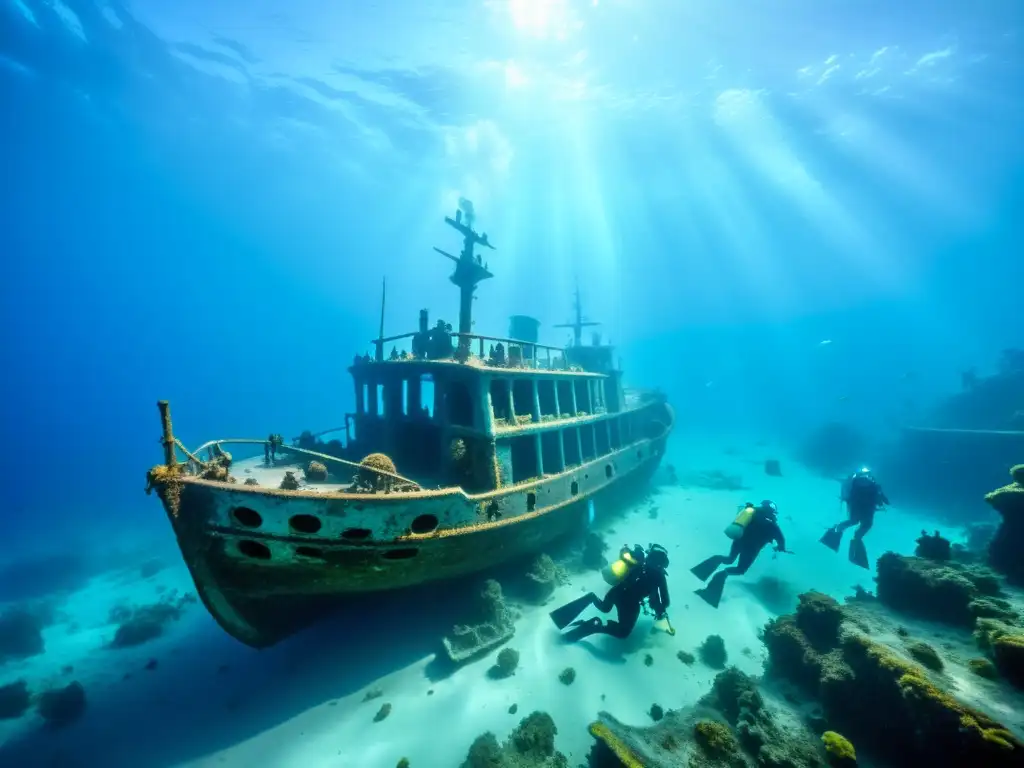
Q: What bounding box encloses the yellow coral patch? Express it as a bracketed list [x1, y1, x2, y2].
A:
[588, 722, 644, 768]
[822, 731, 856, 761]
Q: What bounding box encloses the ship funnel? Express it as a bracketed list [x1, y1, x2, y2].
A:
[419, 309, 429, 333]
[509, 315, 540, 344]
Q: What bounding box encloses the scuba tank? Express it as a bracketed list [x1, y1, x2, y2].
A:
[724, 503, 756, 540]
[602, 547, 640, 586]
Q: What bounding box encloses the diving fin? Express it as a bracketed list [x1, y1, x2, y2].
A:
[695, 571, 728, 609]
[549, 593, 595, 630]
[849, 538, 869, 569]
[562, 617, 602, 643]
[690, 556, 722, 582]
[820, 526, 843, 553]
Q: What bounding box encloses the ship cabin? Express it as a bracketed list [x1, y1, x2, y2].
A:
[344, 313, 642, 496]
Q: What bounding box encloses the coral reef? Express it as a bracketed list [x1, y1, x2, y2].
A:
[460, 711, 567, 768]
[304, 461, 329, 483]
[523, 554, 568, 604]
[763, 591, 1024, 767]
[976, 622, 1024, 688]
[764, 459, 782, 477]
[582, 533, 608, 571]
[244, 477, 259, 486]
[442, 580, 518, 664]
[699, 635, 728, 669]
[649, 704, 664, 722]
[490, 647, 519, 679]
[985, 465, 1024, 584]
[37, 681, 86, 727]
[587, 668, 824, 768]
[875, 552, 1011, 627]
[0, 606, 46, 663]
[678, 469, 748, 492]
[108, 592, 195, 649]
[279, 471, 301, 491]
[795, 592, 843, 650]
[558, 667, 575, 686]
[0, 680, 31, 720]
[914, 530, 952, 561]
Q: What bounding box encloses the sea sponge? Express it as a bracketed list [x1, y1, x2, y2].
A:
[821, 731, 856, 766]
[356, 453, 397, 492]
[279, 471, 301, 491]
[304, 461, 328, 482]
[490, 647, 519, 679]
[558, 667, 576, 685]
[699, 634, 728, 669]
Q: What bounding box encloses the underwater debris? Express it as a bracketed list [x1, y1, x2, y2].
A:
[699, 634, 727, 669]
[396, 759, 410, 768]
[442, 580, 518, 665]
[763, 591, 1024, 767]
[37, 681, 86, 728]
[676, 650, 695, 665]
[490, 647, 520, 679]
[0, 680, 31, 720]
[764, 459, 783, 477]
[108, 592, 194, 649]
[243, 477, 259, 486]
[362, 687, 384, 702]
[914, 531, 952, 561]
[523, 554, 569, 604]
[558, 667, 576, 686]
[373, 702, 392, 722]
[678, 469, 748, 492]
[461, 710, 566, 768]
[509, 703, 518, 714]
[649, 704, 664, 722]
[0, 606, 46, 662]
[582, 533, 608, 571]
[643, 653, 653, 667]
[985, 465, 1024, 585]
[279, 471, 301, 491]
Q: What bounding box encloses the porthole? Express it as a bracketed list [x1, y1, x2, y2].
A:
[410, 514, 439, 535]
[570, 480, 579, 496]
[238, 540, 271, 560]
[382, 548, 418, 560]
[232, 507, 262, 529]
[342, 527, 372, 541]
[289, 514, 322, 535]
[527, 492, 537, 512]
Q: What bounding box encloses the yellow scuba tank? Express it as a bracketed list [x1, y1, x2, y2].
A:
[602, 549, 639, 586]
[724, 504, 756, 540]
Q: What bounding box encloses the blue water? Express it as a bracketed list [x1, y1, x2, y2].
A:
[2, 1, 1023, 766]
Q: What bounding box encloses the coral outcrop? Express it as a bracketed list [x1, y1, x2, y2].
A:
[763, 591, 1024, 767]
[914, 530, 952, 561]
[875, 552, 1012, 626]
[442, 580, 518, 664]
[523, 554, 568, 604]
[699, 635, 728, 669]
[304, 461, 329, 482]
[279, 471, 301, 491]
[0, 606, 46, 662]
[461, 711, 567, 768]
[0, 680, 31, 720]
[489, 647, 519, 679]
[985, 464, 1024, 584]
[354, 453, 398, 492]
[107, 591, 195, 649]
[587, 668, 825, 768]
[37, 681, 87, 727]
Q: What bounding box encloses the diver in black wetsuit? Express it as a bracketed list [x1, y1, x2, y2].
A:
[821, 467, 889, 568]
[550, 544, 670, 642]
[690, 500, 787, 608]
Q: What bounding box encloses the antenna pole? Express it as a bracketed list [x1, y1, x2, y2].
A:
[435, 206, 495, 362]
[375, 277, 387, 362]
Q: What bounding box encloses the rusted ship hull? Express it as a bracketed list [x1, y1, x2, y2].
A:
[155, 400, 674, 648]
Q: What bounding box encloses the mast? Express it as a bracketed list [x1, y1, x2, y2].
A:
[374, 277, 387, 362]
[554, 280, 600, 347]
[433, 204, 495, 361]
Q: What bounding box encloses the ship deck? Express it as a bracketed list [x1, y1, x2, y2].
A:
[233, 455, 359, 494]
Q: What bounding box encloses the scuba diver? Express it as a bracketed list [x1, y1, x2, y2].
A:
[549, 544, 671, 642]
[690, 500, 788, 609]
[821, 466, 889, 569]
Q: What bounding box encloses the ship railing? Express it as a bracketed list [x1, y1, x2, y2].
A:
[370, 330, 572, 371]
[174, 437, 420, 489]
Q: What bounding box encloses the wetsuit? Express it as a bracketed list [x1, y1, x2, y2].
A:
[704, 508, 786, 577]
[566, 565, 670, 640]
[836, 476, 888, 540]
